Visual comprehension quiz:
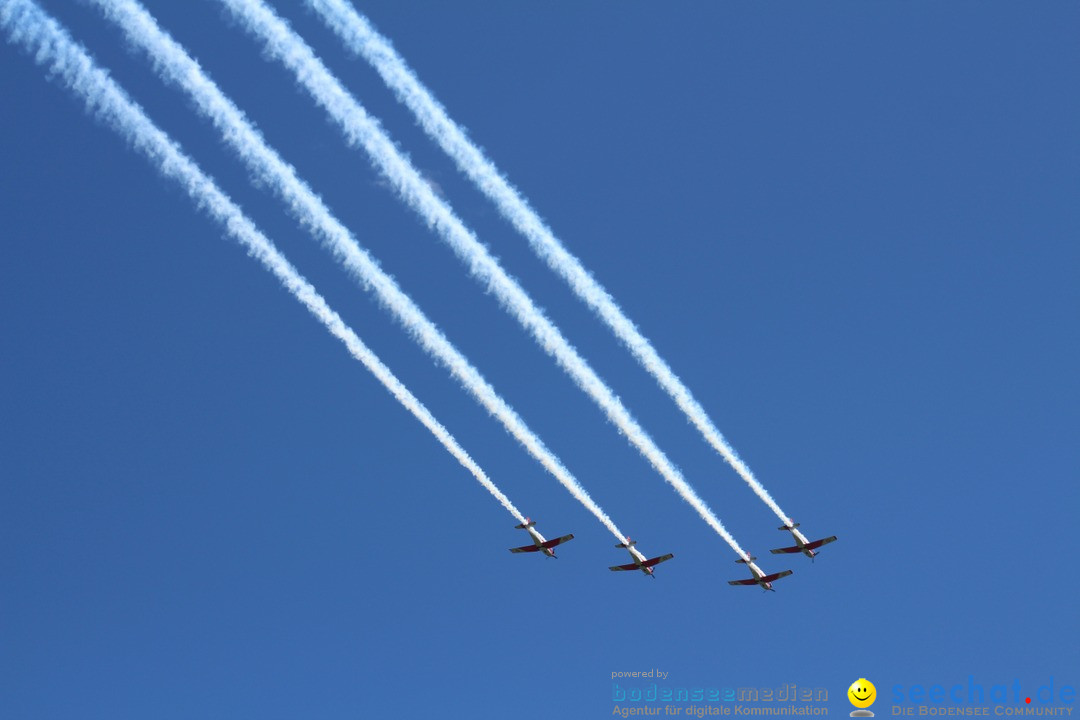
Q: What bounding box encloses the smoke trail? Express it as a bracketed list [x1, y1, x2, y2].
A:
[309, 0, 794, 527]
[89, 0, 628, 544]
[211, 0, 749, 559]
[0, 0, 532, 527]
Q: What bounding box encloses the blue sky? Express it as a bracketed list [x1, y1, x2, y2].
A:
[2, 2, 1078, 717]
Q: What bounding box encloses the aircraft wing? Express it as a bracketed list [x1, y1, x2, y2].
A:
[804, 536, 837, 551]
[609, 563, 641, 571]
[728, 578, 759, 586]
[640, 553, 674, 568]
[540, 534, 574, 549]
[509, 544, 541, 553]
[761, 570, 794, 583]
[769, 545, 802, 554]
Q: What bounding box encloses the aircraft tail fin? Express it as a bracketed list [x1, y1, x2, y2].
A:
[615, 539, 637, 549]
[514, 518, 536, 530]
[736, 556, 757, 564]
[778, 523, 800, 531]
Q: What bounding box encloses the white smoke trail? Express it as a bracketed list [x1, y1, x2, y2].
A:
[309, 0, 794, 528]
[212, 0, 750, 559]
[89, 0, 628, 544]
[0, 0, 531, 527]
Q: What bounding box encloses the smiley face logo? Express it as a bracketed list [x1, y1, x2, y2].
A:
[848, 679, 877, 709]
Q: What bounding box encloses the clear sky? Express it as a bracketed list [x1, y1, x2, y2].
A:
[2, 2, 1078, 718]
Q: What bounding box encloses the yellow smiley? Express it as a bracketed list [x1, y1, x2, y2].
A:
[848, 679, 876, 709]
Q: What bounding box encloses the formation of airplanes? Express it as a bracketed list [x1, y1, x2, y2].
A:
[510, 517, 836, 590]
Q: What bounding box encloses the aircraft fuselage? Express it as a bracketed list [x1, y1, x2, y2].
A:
[747, 561, 775, 590]
[786, 526, 818, 558]
[622, 546, 654, 575]
[525, 526, 556, 557]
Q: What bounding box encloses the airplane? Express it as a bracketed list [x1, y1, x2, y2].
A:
[727, 556, 793, 592]
[608, 539, 674, 578]
[769, 522, 837, 561]
[508, 518, 574, 558]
